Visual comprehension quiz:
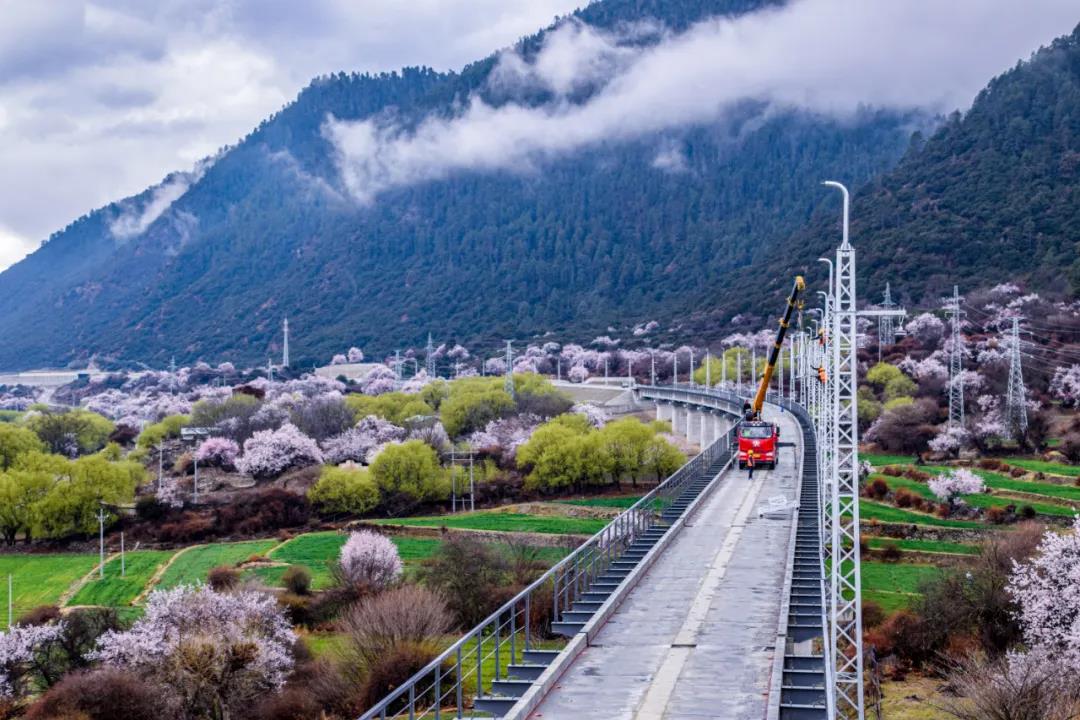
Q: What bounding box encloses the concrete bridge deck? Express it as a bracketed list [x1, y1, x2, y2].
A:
[527, 406, 801, 719]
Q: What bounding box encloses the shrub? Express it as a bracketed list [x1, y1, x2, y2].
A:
[207, 565, 240, 591]
[1009, 467, 1026, 478]
[893, 488, 918, 508]
[24, 668, 160, 720]
[1020, 505, 1036, 519]
[986, 506, 1007, 524]
[282, 566, 312, 595]
[866, 478, 889, 500]
[308, 466, 379, 517]
[357, 642, 440, 712]
[215, 488, 311, 536]
[880, 542, 902, 563]
[940, 652, 1080, 720]
[977, 458, 1005, 471]
[1060, 433, 1080, 464]
[237, 423, 323, 479]
[862, 601, 886, 629]
[135, 495, 167, 522]
[336, 531, 403, 591]
[136, 414, 190, 449]
[419, 535, 509, 626]
[18, 605, 61, 626]
[342, 585, 452, 667]
[882, 466, 902, 477]
[0, 424, 44, 470]
[369, 440, 448, 514]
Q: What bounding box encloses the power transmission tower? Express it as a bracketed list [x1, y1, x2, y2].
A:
[504, 341, 514, 397]
[425, 333, 436, 377]
[877, 284, 895, 361]
[946, 286, 965, 428]
[1005, 317, 1028, 436]
[282, 317, 290, 368]
[394, 350, 402, 381]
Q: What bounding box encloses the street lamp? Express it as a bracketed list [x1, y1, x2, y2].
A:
[822, 180, 850, 249]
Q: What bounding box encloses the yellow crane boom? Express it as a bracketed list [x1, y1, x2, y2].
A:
[749, 275, 805, 417]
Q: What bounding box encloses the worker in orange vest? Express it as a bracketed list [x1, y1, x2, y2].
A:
[746, 449, 757, 479]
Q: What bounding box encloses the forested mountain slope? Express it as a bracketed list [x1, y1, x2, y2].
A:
[706, 24, 1080, 326]
[0, 0, 997, 368]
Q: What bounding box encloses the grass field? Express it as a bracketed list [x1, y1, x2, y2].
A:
[859, 499, 986, 528]
[878, 473, 1076, 517]
[372, 511, 607, 536]
[866, 537, 978, 556]
[69, 550, 174, 606]
[1006, 458, 1080, 477]
[861, 561, 942, 612]
[157, 539, 278, 590]
[863, 453, 918, 467]
[0, 553, 99, 619]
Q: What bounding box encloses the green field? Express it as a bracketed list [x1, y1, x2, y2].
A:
[156, 539, 278, 590]
[878, 473, 1076, 517]
[0, 553, 99, 619]
[969, 470, 1080, 503]
[863, 453, 917, 467]
[1006, 458, 1080, 478]
[866, 537, 978, 556]
[859, 499, 986, 528]
[69, 550, 174, 606]
[372, 512, 607, 536]
[861, 561, 942, 612]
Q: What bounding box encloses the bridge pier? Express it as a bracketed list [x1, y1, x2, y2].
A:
[655, 401, 673, 424]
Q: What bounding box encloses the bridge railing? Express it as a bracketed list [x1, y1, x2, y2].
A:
[358, 392, 738, 720]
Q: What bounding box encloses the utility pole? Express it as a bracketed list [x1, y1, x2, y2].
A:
[650, 352, 656, 386]
[604, 357, 609, 382]
[736, 351, 742, 394]
[193, 455, 199, 504]
[673, 353, 678, 388]
[157, 444, 164, 491]
[946, 285, 965, 428]
[504, 341, 514, 397]
[267, 357, 274, 382]
[688, 349, 695, 386]
[282, 317, 290, 368]
[426, 333, 436, 377]
[627, 354, 633, 385]
[557, 358, 561, 382]
[97, 505, 106, 579]
[395, 350, 402, 381]
[1006, 317, 1028, 436]
[451, 447, 457, 512]
[721, 350, 727, 389]
[120, 532, 126, 577]
[705, 350, 711, 388]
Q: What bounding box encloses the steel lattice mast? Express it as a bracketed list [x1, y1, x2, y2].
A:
[425, 333, 436, 377]
[823, 180, 864, 720]
[946, 286, 965, 428]
[1006, 317, 1028, 435]
[282, 317, 290, 368]
[878, 283, 895, 360]
[504, 341, 514, 397]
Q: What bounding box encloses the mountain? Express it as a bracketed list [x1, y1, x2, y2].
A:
[706, 24, 1080, 323]
[0, 0, 943, 369]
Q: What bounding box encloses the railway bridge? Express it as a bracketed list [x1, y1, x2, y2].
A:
[359, 182, 866, 720]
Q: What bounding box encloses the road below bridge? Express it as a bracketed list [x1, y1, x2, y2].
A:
[527, 406, 801, 719]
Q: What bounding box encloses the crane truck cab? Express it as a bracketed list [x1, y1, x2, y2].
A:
[738, 415, 779, 469]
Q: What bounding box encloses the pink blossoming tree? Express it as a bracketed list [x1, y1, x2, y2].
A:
[237, 422, 323, 478]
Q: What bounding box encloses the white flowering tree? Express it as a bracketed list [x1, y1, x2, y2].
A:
[92, 585, 294, 718]
[1007, 517, 1080, 676]
[360, 365, 398, 396]
[347, 346, 364, 363]
[0, 622, 66, 699]
[321, 416, 405, 465]
[928, 468, 985, 509]
[337, 530, 403, 590]
[236, 422, 323, 478]
[928, 425, 972, 458]
[1050, 365, 1080, 407]
[905, 312, 945, 347]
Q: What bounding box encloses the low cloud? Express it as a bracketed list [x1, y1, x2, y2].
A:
[326, 0, 1079, 203]
[109, 158, 213, 240]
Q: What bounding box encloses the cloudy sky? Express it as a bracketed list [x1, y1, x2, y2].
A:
[1, 0, 1077, 271]
[0, 0, 583, 268]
